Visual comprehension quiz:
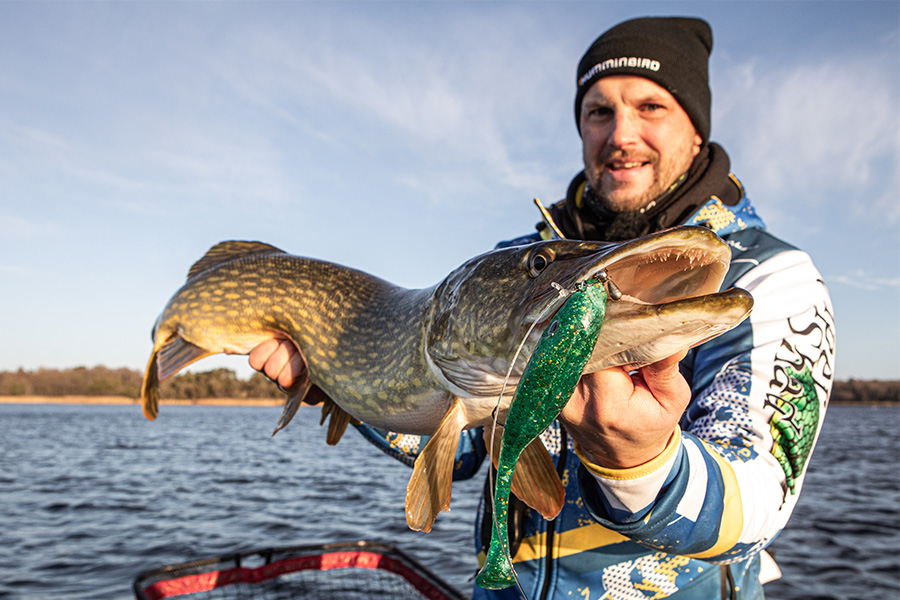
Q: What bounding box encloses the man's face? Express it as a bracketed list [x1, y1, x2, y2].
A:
[580, 75, 702, 213]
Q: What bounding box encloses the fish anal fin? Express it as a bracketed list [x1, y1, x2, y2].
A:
[157, 337, 214, 381]
[311, 387, 356, 444]
[324, 399, 353, 446]
[187, 241, 287, 280]
[406, 399, 466, 533]
[271, 375, 312, 436]
[319, 396, 332, 425]
[510, 438, 565, 521]
[481, 426, 564, 520]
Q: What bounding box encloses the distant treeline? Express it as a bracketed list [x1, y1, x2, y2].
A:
[0, 366, 897, 404]
[0, 366, 282, 400]
[827, 378, 899, 404]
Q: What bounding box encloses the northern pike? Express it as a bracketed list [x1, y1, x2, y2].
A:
[140, 226, 753, 532]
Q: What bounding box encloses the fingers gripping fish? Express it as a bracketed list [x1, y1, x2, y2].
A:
[139, 227, 754, 533]
[476, 274, 611, 590]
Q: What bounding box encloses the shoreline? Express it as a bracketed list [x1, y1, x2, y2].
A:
[0, 395, 284, 407]
[0, 396, 894, 407]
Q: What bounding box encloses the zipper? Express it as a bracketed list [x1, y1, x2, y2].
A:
[538, 426, 568, 600]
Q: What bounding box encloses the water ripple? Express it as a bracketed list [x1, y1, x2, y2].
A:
[0, 404, 896, 599]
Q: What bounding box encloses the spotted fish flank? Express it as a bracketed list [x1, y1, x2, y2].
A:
[141, 227, 754, 532]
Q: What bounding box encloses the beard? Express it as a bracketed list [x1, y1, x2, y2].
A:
[582, 148, 694, 241]
[584, 125, 699, 214]
[585, 150, 684, 213]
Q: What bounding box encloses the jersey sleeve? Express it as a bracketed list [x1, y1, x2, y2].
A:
[354, 423, 488, 480]
[577, 248, 835, 563]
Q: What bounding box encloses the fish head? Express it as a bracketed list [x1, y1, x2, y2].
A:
[426, 226, 751, 396]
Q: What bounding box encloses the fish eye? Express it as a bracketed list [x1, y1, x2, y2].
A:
[528, 249, 554, 278]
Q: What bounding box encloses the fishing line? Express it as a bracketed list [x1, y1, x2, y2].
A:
[486, 281, 572, 597]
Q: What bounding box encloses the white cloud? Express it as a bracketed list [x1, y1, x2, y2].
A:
[714, 50, 900, 228]
[0, 264, 36, 277]
[0, 212, 48, 238]
[829, 270, 900, 291]
[194, 11, 578, 208]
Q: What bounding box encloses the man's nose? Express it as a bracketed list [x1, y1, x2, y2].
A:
[608, 110, 639, 147]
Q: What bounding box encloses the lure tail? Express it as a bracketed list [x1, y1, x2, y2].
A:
[476, 277, 610, 590]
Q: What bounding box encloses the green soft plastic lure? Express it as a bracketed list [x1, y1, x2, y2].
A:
[476, 274, 611, 590]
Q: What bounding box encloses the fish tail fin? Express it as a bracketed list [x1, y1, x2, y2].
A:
[140, 347, 161, 420]
[483, 427, 564, 520]
[157, 337, 214, 380]
[141, 335, 213, 421]
[406, 398, 466, 532]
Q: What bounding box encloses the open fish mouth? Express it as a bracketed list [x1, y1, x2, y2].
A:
[530, 226, 732, 326]
[523, 227, 752, 370]
[598, 230, 730, 302]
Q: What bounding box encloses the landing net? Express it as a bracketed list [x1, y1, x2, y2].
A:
[133, 540, 467, 600]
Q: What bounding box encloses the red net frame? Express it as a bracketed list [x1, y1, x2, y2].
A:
[133, 540, 467, 600]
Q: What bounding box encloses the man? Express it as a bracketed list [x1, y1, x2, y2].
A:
[251, 17, 834, 599]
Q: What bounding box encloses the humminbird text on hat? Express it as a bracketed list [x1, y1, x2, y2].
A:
[578, 57, 661, 87]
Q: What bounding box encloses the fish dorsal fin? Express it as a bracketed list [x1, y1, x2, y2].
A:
[187, 241, 287, 280]
[405, 398, 466, 532]
[483, 427, 565, 521]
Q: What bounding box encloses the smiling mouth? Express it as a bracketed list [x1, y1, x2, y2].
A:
[607, 158, 649, 171]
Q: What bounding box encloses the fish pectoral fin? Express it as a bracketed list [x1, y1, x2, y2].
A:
[510, 438, 565, 521]
[429, 353, 513, 397]
[271, 375, 312, 436]
[406, 398, 466, 533]
[481, 425, 564, 520]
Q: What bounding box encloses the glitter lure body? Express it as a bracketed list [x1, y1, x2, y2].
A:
[476, 277, 610, 590]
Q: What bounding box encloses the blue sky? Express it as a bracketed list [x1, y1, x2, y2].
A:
[1, 1, 897, 381]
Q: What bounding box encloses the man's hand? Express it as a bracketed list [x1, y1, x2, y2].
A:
[248, 338, 305, 390]
[559, 350, 690, 469]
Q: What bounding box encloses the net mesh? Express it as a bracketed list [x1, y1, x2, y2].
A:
[133, 541, 467, 600]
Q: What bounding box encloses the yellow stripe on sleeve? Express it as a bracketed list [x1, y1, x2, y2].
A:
[575, 428, 681, 481]
[688, 440, 744, 559]
[474, 522, 630, 566]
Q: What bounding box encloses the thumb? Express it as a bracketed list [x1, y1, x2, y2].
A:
[639, 349, 690, 409]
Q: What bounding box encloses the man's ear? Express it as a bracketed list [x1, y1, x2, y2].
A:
[692, 132, 703, 158]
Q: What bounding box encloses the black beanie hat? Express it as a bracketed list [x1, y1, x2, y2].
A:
[575, 17, 713, 141]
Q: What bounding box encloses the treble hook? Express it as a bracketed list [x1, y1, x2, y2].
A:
[583, 269, 623, 301]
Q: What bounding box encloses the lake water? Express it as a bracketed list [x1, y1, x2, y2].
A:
[1, 403, 897, 599]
